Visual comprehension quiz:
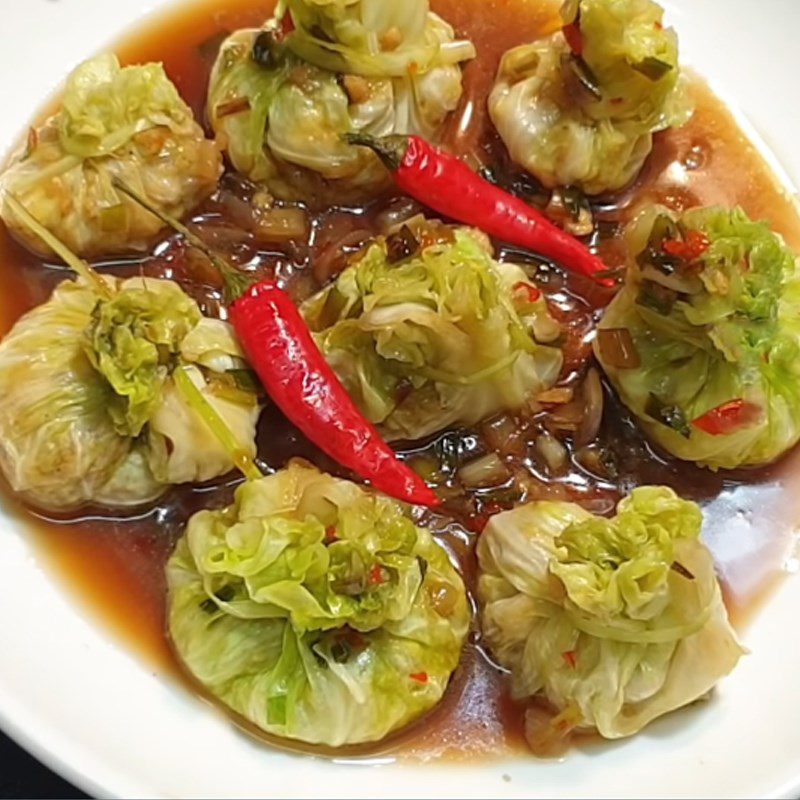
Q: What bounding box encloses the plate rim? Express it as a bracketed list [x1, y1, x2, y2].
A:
[1, 1, 799, 798]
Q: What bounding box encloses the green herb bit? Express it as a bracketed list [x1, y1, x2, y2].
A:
[645, 393, 691, 438]
[199, 598, 218, 614]
[112, 178, 252, 304]
[227, 368, 261, 394]
[637, 248, 682, 275]
[637, 280, 678, 315]
[215, 585, 236, 602]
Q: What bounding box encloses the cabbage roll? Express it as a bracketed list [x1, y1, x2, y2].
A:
[595, 206, 800, 470]
[0, 54, 222, 258]
[207, 0, 475, 202]
[167, 462, 469, 746]
[301, 221, 563, 441]
[0, 276, 260, 512]
[488, 0, 690, 195]
[477, 486, 743, 747]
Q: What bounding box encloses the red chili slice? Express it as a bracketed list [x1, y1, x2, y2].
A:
[409, 671, 429, 683]
[662, 230, 710, 262]
[368, 564, 385, 586]
[279, 10, 295, 39]
[562, 22, 584, 56]
[513, 281, 542, 304]
[691, 399, 761, 435]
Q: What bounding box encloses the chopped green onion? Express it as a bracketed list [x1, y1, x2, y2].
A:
[267, 695, 287, 725]
[207, 377, 259, 408]
[3, 193, 111, 298]
[631, 56, 673, 81]
[112, 178, 252, 303]
[637, 280, 678, 315]
[670, 561, 695, 580]
[173, 366, 262, 481]
[645, 393, 690, 438]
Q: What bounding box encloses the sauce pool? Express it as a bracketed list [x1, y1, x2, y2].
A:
[1, 0, 799, 762]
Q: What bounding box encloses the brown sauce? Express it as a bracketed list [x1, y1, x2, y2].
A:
[1, 0, 799, 763]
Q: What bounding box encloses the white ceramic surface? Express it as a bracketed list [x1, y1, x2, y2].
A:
[1, 1, 800, 798]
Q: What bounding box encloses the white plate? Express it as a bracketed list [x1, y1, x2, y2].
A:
[1, 1, 800, 798]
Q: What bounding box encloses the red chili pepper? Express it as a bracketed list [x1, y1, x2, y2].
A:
[368, 563, 385, 586]
[409, 671, 429, 683]
[562, 650, 578, 669]
[231, 282, 439, 507]
[691, 399, 761, 436]
[342, 629, 366, 649]
[662, 230, 710, 262]
[110, 179, 439, 509]
[344, 134, 609, 283]
[469, 514, 490, 534]
[325, 526, 338, 543]
[513, 281, 542, 304]
[562, 22, 583, 56]
[278, 9, 295, 39]
[468, 501, 505, 533]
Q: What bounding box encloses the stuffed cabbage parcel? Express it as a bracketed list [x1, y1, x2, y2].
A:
[0, 54, 221, 258]
[489, 0, 690, 195]
[167, 462, 469, 746]
[477, 486, 743, 746]
[301, 222, 563, 441]
[595, 206, 800, 470]
[0, 275, 260, 512]
[207, 0, 475, 201]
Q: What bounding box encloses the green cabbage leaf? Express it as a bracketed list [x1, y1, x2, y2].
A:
[0, 276, 260, 512]
[301, 224, 563, 440]
[595, 205, 800, 469]
[208, 7, 472, 202]
[58, 53, 195, 159]
[278, 0, 475, 78]
[488, 0, 690, 194]
[0, 54, 221, 258]
[167, 462, 469, 746]
[477, 486, 743, 739]
[85, 281, 201, 437]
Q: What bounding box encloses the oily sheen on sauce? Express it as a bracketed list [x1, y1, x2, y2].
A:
[1, 0, 799, 761]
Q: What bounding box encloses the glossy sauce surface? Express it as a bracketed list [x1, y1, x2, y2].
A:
[1, 0, 799, 762]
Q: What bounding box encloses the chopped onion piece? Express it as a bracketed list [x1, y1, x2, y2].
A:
[537, 386, 574, 404]
[536, 433, 568, 474]
[482, 414, 524, 456]
[575, 367, 604, 447]
[458, 453, 509, 488]
[253, 207, 308, 243]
